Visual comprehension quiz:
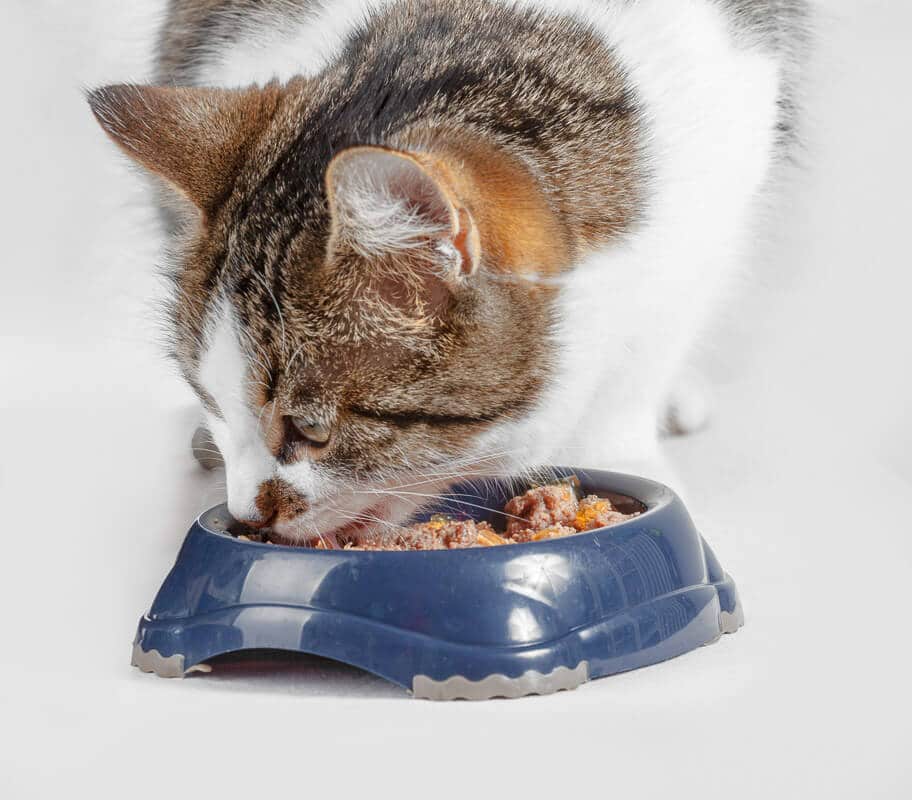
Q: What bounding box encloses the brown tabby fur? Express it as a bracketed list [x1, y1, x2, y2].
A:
[88, 0, 644, 514]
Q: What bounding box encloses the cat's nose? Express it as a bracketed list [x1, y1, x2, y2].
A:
[249, 477, 310, 526]
[227, 498, 273, 530]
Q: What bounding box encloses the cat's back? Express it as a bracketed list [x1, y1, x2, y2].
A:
[155, 0, 810, 262]
[158, 1, 810, 92]
[156, 0, 809, 200]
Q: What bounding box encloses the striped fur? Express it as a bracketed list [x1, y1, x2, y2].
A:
[89, 0, 810, 537]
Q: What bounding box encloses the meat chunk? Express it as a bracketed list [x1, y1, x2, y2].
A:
[504, 482, 579, 537]
[572, 494, 635, 531]
[257, 478, 642, 550]
[509, 525, 578, 543]
[344, 516, 500, 550]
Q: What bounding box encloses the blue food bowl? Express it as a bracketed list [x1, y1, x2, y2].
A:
[132, 468, 743, 699]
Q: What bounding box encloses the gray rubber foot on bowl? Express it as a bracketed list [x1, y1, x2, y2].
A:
[132, 643, 186, 678]
[191, 425, 223, 470]
[720, 602, 745, 635]
[412, 662, 589, 701]
[705, 601, 745, 647]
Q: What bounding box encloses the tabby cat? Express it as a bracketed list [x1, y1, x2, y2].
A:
[89, 0, 809, 540]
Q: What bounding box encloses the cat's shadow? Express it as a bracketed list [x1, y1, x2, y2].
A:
[183, 650, 410, 700]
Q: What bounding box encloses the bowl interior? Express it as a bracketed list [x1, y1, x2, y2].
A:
[197, 467, 660, 542]
[407, 469, 647, 526]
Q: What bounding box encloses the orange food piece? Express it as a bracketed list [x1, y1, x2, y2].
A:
[476, 526, 510, 547]
[573, 494, 636, 531]
[510, 524, 577, 543]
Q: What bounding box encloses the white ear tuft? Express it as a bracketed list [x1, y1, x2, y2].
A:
[326, 147, 479, 276]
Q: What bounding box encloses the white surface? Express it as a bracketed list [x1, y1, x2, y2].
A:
[1, 2, 911, 798]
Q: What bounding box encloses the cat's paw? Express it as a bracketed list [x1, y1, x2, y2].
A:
[660, 373, 713, 437]
[192, 425, 223, 470]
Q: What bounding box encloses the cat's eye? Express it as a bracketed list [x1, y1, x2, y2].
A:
[289, 417, 332, 447]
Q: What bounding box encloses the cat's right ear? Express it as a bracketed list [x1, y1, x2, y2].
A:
[325, 146, 481, 280]
[87, 83, 280, 216]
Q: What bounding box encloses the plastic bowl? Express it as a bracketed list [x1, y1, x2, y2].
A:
[132, 468, 743, 699]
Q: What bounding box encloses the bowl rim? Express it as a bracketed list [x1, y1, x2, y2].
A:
[194, 468, 677, 556]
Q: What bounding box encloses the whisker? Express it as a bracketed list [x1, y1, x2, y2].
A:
[353, 488, 527, 523]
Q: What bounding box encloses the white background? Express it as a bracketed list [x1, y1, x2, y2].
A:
[1, 1, 910, 798]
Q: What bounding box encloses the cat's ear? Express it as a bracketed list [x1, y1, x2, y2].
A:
[325, 146, 481, 278]
[87, 83, 279, 215]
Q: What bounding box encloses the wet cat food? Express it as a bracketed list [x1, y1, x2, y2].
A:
[343, 516, 508, 551]
[504, 482, 580, 536]
[250, 478, 642, 550]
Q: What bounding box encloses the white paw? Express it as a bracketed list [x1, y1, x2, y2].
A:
[191, 425, 223, 470]
[660, 374, 713, 437]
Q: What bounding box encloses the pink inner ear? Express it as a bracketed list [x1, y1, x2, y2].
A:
[327, 147, 485, 279]
[374, 154, 455, 229]
[327, 147, 457, 255]
[452, 207, 480, 276]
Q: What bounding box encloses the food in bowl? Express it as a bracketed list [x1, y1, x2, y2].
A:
[343, 516, 509, 551]
[235, 477, 643, 550]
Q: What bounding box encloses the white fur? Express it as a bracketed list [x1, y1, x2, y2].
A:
[331, 150, 453, 259]
[198, 304, 277, 521]
[194, 0, 785, 519]
[197, 302, 424, 534]
[338, 186, 448, 258]
[496, 0, 781, 481]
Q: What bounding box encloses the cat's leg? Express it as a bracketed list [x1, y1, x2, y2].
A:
[553, 403, 687, 496]
[660, 366, 713, 437]
[191, 424, 223, 470]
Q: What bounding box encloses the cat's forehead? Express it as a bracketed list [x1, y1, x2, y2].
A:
[217, 240, 446, 353]
[199, 292, 436, 398]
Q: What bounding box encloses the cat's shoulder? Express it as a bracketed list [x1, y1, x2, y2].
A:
[156, 0, 811, 87]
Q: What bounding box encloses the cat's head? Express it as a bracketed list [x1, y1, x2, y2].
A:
[88, 82, 570, 541]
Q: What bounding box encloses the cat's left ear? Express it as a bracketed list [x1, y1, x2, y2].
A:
[87, 83, 280, 216]
[325, 146, 481, 278]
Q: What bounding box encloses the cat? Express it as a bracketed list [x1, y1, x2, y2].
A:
[88, 0, 809, 542]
